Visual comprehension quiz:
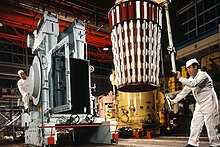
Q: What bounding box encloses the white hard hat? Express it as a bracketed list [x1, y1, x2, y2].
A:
[186, 58, 199, 68]
[17, 70, 24, 75]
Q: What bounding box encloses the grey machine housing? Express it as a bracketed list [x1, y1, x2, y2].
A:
[25, 11, 117, 146]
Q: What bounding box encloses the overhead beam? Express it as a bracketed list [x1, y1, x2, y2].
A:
[0, 1, 113, 63]
[86, 50, 112, 63]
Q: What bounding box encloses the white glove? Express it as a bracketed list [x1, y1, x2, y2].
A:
[176, 71, 182, 80]
[170, 99, 175, 106]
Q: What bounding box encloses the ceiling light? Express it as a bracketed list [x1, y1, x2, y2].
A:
[0, 23, 3, 27]
[103, 48, 109, 51]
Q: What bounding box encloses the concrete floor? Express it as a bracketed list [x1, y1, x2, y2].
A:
[0, 136, 210, 147]
[118, 136, 209, 147]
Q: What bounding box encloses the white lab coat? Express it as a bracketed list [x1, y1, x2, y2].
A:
[17, 78, 31, 110]
[173, 69, 220, 146]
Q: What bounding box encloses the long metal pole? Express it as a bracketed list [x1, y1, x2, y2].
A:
[164, 1, 176, 73]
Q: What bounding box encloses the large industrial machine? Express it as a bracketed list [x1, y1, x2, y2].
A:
[24, 12, 117, 146]
[107, 0, 176, 136]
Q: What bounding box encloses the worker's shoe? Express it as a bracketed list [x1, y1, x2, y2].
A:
[186, 144, 196, 147]
[24, 108, 29, 114]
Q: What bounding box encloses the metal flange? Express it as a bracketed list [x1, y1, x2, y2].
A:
[29, 56, 42, 106]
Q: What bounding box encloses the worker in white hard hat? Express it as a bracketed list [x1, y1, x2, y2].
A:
[17, 70, 31, 113]
[170, 58, 219, 147]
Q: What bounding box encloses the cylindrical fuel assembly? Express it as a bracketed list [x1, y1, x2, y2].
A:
[109, 0, 162, 92]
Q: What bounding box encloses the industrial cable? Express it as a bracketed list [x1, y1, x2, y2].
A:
[160, 48, 166, 94]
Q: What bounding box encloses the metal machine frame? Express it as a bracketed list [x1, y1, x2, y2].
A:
[24, 11, 117, 146]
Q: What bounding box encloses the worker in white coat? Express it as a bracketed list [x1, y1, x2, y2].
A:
[17, 70, 31, 113]
[170, 58, 219, 147]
